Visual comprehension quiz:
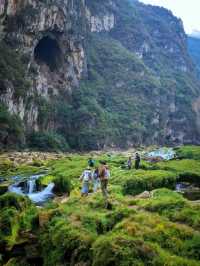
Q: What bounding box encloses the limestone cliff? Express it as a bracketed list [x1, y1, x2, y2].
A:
[0, 0, 200, 150]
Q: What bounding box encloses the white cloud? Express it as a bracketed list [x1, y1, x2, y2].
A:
[139, 0, 200, 34]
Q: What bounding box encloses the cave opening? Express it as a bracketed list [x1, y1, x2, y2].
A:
[34, 36, 62, 72]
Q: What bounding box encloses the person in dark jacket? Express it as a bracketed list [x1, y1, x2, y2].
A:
[135, 153, 141, 170]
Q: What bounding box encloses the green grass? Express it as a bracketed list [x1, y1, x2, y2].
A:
[176, 145, 200, 160]
[1, 147, 200, 265]
[156, 159, 200, 179]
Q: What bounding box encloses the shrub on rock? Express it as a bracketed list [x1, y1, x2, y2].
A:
[53, 174, 71, 195]
[0, 193, 31, 211]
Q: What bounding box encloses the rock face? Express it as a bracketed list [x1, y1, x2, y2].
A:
[0, 0, 200, 150]
[188, 36, 200, 75]
[1, 0, 87, 130]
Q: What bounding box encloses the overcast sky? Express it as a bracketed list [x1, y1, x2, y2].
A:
[140, 0, 200, 34]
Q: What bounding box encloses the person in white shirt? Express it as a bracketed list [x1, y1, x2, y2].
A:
[80, 167, 92, 196]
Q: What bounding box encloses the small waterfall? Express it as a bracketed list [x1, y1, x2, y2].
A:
[27, 179, 36, 194]
[8, 174, 55, 204]
[28, 183, 55, 204]
[9, 184, 24, 195]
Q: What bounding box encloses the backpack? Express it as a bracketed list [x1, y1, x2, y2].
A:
[83, 170, 91, 182]
[105, 168, 110, 179]
[99, 166, 110, 180]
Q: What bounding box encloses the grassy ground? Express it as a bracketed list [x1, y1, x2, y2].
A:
[0, 146, 200, 266]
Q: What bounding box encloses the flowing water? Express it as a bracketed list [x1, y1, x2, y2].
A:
[147, 148, 176, 160]
[8, 174, 55, 205]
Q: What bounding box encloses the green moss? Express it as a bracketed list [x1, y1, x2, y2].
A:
[40, 217, 94, 266]
[92, 233, 157, 266]
[176, 145, 200, 160]
[1, 148, 200, 265]
[53, 174, 71, 195]
[0, 193, 38, 250]
[156, 159, 200, 179]
[122, 170, 177, 195]
[0, 193, 31, 211]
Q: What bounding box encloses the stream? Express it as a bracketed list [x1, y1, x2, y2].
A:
[8, 174, 55, 205]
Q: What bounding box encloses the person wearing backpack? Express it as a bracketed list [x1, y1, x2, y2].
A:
[80, 167, 92, 196]
[99, 161, 110, 207]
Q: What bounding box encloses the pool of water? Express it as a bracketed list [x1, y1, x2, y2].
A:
[176, 182, 200, 201]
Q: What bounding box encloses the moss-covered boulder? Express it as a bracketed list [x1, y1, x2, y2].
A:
[40, 217, 94, 266]
[92, 233, 157, 266]
[0, 182, 10, 195]
[122, 170, 177, 196]
[175, 145, 200, 160]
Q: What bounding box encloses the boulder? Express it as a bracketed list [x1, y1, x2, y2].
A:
[135, 191, 152, 199]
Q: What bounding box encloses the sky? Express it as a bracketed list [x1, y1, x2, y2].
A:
[140, 0, 200, 34]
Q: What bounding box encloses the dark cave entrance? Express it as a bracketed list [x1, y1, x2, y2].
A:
[34, 36, 62, 72]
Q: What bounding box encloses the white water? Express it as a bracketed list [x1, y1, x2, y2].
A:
[28, 183, 55, 203]
[147, 148, 175, 160]
[27, 179, 36, 194]
[8, 174, 55, 204]
[9, 185, 24, 195]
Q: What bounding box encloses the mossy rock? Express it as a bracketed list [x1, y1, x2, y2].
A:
[122, 170, 177, 196]
[175, 145, 200, 160]
[92, 233, 157, 266]
[4, 258, 30, 266]
[0, 193, 31, 211]
[0, 182, 10, 195]
[0, 158, 14, 173]
[53, 174, 71, 196]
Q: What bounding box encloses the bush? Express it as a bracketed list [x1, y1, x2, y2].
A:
[40, 218, 93, 266]
[27, 131, 70, 152]
[0, 193, 31, 211]
[0, 104, 25, 150]
[175, 145, 200, 160]
[92, 233, 157, 266]
[0, 41, 29, 98]
[53, 174, 71, 195]
[122, 170, 177, 196]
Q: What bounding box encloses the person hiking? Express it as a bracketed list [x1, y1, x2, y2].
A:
[127, 156, 132, 170]
[93, 167, 100, 192]
[135, 153, 141, 170]
[88, 158, 95, 168]
[99, 161, 110, 207]
[80, 167, 92, 196]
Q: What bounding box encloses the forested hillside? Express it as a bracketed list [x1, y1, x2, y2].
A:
[0, 0, 200, 151]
